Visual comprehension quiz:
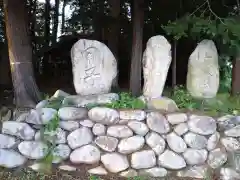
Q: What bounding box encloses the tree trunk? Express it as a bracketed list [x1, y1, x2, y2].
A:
[130, 0, 144, 96]
[93, 0, 105, 41]
[172, 40, 177, 90]
[28, 0, 37, 71]
[52, 0, 59, 44]
[3, 0, 41, 108]
[108, 0, 120, 59]
[231, 1, 240, 95]
[61, 0, 67, 34]
[108, 0, 120, 89]
[44, 0, 51, 46]
[43, 0, 51, 74]
[231, 58, 240, 95]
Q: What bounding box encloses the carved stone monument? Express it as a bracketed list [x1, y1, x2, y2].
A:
[187, 40, 219, 99]
[143, 35, 172, 98]
[71, 39, 117, 95]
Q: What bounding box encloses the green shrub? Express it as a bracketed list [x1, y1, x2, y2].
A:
[170, 85, 202, 110]
[86, 92, 146, 109]
[37, 114, 60, 173]
[89, 175, 101, 180]
[169, 85, 240, 115]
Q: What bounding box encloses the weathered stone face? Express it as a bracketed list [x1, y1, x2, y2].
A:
[142, 35, 172, 98]
[186, 39, 219, 99]
[71, 39, 117, 95]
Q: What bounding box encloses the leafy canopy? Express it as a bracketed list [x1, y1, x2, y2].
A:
[162, 1, 240, 57]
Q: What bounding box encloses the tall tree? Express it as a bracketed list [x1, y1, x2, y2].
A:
[61, 0, 67, 34]
[231, 0, 240, 95]
[3, 0, 41, 107]
[108, 0, 120, 59]
[27, 0, 37, 71]
[108, 0, 120, 89]
[130, 0, 144, 96]
[93, 0, 105, 40]
[43, 0, 51, 73]
[232, 57, 240, 95]
[52, 0, 60, 44]
[44, 0, 51, 48]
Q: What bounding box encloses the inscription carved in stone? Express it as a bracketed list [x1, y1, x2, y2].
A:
[71, 39, 117, 95]
[142, 35, 172, 98]
[186, 40, 219, 99]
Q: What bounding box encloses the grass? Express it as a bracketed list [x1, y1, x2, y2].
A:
[165, 85, 240, 116]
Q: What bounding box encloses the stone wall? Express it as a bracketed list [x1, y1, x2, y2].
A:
[0, 94, 240, 179]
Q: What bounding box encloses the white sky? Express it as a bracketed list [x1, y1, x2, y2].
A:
[38, 0, 54, 3]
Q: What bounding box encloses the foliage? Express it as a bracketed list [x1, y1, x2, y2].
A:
[204, 93, 240, 116]
[68, 0, 110, 33]
[105, 92, 146, 109]
[218, 55, 232, 93]
[43, 93, 50, 100]
[43, 93, 65, 110]
[161, 4, 240, 93]
[169, 85, 240, 116]
[170, 85, 202, 110]
[162, 14, 240, 68]
[127, 177, 146, 180]
[86, 92, 146, 109]
[89, 175, 101, 180]
[44, 113, 60, 132]
[37, 113, 60, 173]
[162, 14, 240, 57]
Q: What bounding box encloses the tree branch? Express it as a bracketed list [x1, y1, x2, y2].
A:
[189, 0, 226, 25]
[200, 7, 208, 17]
[206, 0, 225, 24]
[189, 1, 207, 16]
